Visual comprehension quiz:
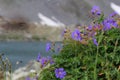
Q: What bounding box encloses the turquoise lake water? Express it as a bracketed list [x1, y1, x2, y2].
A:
[0, 41, 60, 70]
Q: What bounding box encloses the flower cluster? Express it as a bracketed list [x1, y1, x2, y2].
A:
[102, 17, 118, 31]
[67, 6, 120, 46]
[36, 54, 54, 68]
[46, 42, 62, 52]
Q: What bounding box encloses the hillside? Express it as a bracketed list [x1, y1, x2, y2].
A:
[0, 0, 119, 25]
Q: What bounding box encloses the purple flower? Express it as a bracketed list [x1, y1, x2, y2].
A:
[93, 38, 98, 46]
[112, 22, 118, 28]
[110, 12, 117, 17]
[91, 6, 101, 15]
[55, 68, 66, 79]
[103, 20, 111, 30]
[40, 56, 54, 67]
[88, 25, 93, 30]
[36, 53, 41, 62]
[41, 57, 49, 67]
[71, 29, 82, 41]
[102, 18, 118, 30]
[46, 43, 51, 52]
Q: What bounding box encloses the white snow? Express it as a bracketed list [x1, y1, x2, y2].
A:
[38, 13, 65, 27]
[110, 2, 120, 16]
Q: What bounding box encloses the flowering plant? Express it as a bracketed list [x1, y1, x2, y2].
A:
[39, 6, 120, 80]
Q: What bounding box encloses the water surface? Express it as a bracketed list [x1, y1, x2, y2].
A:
[0, 41, 59, 70]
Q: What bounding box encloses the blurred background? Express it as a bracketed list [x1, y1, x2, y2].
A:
[0, 0, 120, 70]
[0, 0, 120, 25]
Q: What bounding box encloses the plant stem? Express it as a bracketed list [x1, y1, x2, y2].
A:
[94, 45, 99, 80]
[94, 31, 104, 80]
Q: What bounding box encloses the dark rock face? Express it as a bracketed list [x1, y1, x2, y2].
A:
[0, 0, 119, 25]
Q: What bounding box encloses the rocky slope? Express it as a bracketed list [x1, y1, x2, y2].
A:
[0, 0, 119, 26]
[0, 0, 119, 41]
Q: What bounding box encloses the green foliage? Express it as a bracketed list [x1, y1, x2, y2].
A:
[39, 28, 120, 80]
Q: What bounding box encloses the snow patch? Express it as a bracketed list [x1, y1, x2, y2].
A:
[38, 13, 65, 27]
[110, 2, 120, 15]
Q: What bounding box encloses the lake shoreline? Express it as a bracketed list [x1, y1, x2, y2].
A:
[0, 41, 61, 70]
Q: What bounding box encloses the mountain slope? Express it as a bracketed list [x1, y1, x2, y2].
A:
[0, 0, 119, 26]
